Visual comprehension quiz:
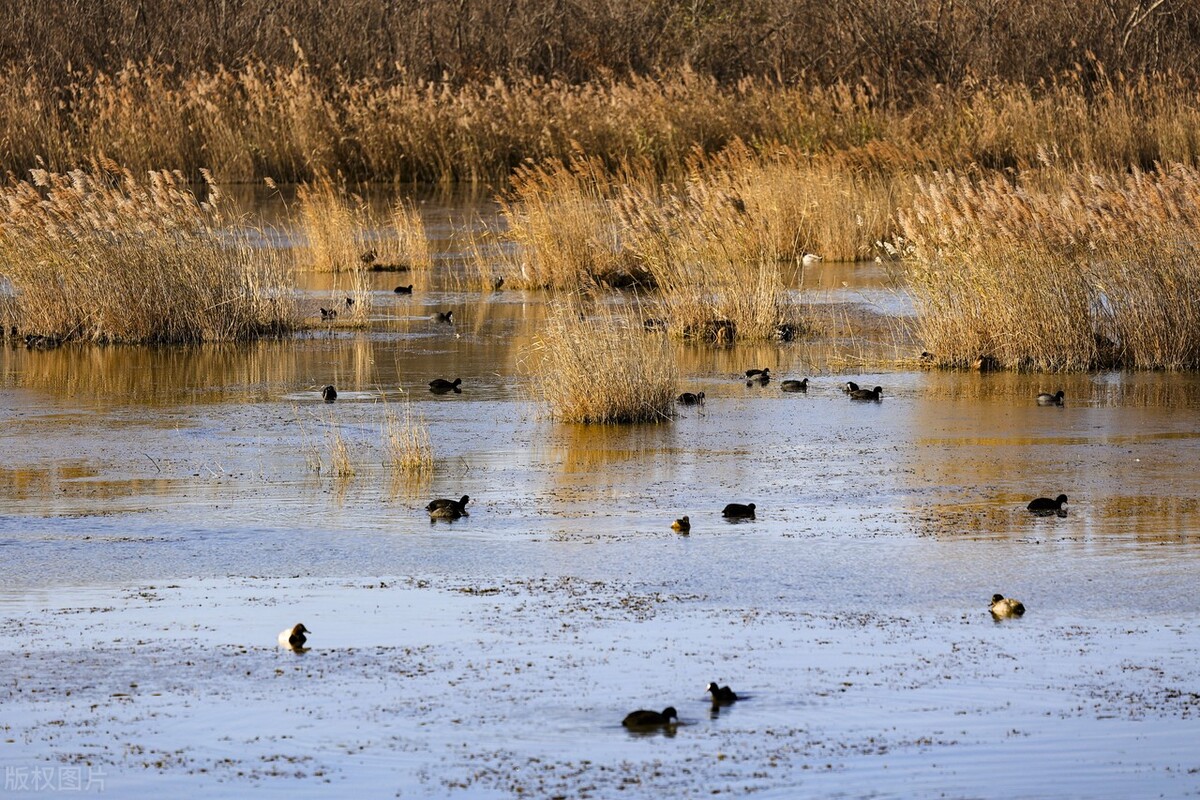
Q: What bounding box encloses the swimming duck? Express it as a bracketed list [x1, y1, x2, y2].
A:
[321, 385, 337, 403]
[434, 310, 454, 323]
[278, 623, 310, 650]
[677, 392, 705, 406]
[1027, 494, 1068, 513]
[622, 707, 678, 728]
[394, 285, 414, 294]
[429, 505, 463, 521]
[781, 378, 809, 393]
[842, 381, 860, 393]
[801, 253, 823, 266]
[744, 368, 770, 379]
[427, 495, 470, 514]
[1037, 390, 1065, 406]
[722, 502, 756, 519]
[671, 516, 691, 533]
[706, 682, 738, 704]
[429, 378, 463, 394]
[849, 386, 883, 401]
[989, 594, 1026, 617]
[320, 307, 338, 321]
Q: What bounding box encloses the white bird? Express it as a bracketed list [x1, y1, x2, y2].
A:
[278, 623, 311, 650]
[801, 253, 823, 266]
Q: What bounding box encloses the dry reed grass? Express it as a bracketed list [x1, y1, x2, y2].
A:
[385, 406, 435, 475]
[388, 200, 433, 271]
[492, 156, 644, 289]
[327, 424, 356, 478]
[0, 162, 294, 343]
[525, 299, 678, 423]
[899, 160, 1200, 370]
[7, 63, 1200, 185]
[479, 145, 909, 340]
[293, 176, 373, 321]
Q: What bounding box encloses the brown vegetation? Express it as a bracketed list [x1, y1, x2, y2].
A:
[5, 0, 1198, 92]
[899, 161, 1200, 370]
[0, 162, 294, 343]
[3, 65, 1200, 185]
[525, 300, 678, 423]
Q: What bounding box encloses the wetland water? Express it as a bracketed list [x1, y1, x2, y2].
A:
[2, 197, 1200, 798]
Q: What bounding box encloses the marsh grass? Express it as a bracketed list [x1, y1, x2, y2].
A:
[0, 163, 294, 343]
[900, 162, 1200, 370]
[494, 156, 644, 289]
[8, 62, 1200, 184]
[327, 423, 356, 478]
[389, 200, 434, 271]
[480, 145, 908, 340]
[294, 176, 373, 321]
[525, 299, 678, 423]
[384, 405, 435, 475]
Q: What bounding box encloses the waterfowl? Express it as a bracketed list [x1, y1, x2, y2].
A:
[278, 623, 310, 650]
[394, 284, 414, 294]
[622, 707, 678, 728]
[990, 594, 1026, 617]
[321, 385, 337, 403]
[677, 392, 705, 406]
[849, 386, 883, 401]
[973, 355, 1001, 372]
[429, 505, 463, 521]
[1037, 390, 1065, 406]
[842, 381, 860, 393]
[429, 377, 463, 394]
[706, 682, 738, 704]
[781, 378, 809, 393]
[434, 310, 454, 323]
[744, 368, 770, 379]
[1027, 494, 1068, 513]
[360, 250, 377, 265]
[722, 502, 756, 519]
[671, 516, 691, 533]
[801, 253, 823, 266]
[320, 307, 338, 321]
[427, 495, 470, 514]
[644, 318, 667, 332]
[345, 296, 355, 308]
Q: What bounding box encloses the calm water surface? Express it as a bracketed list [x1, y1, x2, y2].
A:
[1, 195, 1198, 798]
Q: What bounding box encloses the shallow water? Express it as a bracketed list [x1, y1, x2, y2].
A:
[2, 199, 1200, 798]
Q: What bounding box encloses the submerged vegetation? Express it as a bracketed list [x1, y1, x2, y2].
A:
[0, 163, 294, 344]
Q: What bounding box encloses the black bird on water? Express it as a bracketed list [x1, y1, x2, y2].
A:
[622, 707, 678, 729]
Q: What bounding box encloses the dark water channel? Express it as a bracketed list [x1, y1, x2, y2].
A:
[1, 194, 1199, 798]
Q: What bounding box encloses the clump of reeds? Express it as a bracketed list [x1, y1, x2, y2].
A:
[899, 160, 1200, 370]
[327, 424, 356, 478]
[478, 144, 908, 340]
[295, 176, 370, 272]
[388, 200, 433, 271]
[0, 162, 294, 343]
[384, 406, 435, 475]
[492, 155, 645, 289]
[525, 299, 678, 423]
[293, 175, 372, 320]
